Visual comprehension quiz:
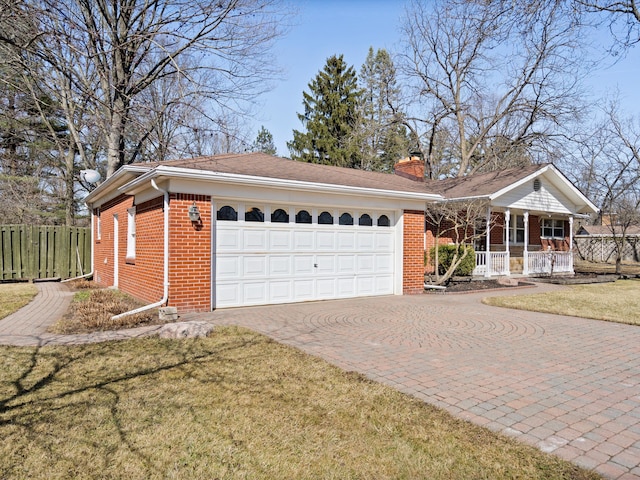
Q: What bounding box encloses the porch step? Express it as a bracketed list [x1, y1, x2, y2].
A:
[510, 257, 524, 274]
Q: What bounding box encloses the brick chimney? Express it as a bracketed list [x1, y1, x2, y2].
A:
[393, 156, 425, 182]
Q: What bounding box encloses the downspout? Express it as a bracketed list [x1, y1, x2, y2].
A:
[63, 209, 95, 282]
[111, 179, 169, 320]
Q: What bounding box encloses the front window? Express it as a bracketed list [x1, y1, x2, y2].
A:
[474, 218, 487, 251]
[542, 219, 564, 238]
[504, 214, 525, 244]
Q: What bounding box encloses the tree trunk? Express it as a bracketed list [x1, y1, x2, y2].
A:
[65, 148, 76, 226]
[106, 97, 127, 177]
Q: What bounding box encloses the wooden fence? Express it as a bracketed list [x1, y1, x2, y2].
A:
[0, 225, 91, 281]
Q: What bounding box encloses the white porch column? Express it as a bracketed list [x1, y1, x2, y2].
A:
[504, 209, 510, 256]
[485, 206, 491, 277]
[569, 216, 574, 251]
[569, 215, 574, 272]
[523, 211, 529, 275]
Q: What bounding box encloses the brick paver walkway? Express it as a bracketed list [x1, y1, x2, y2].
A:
[202, 288, 640, 480]
[1, 281, 639, 478]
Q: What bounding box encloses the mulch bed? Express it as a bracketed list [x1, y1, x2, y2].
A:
[424, 279, 535, 293]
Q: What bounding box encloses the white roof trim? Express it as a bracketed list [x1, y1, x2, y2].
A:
[489, 164, 598, 213]
[84, 165, 151, 205]
[120, 165, 444, 202]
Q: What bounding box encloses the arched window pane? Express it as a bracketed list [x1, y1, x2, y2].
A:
[358, 214, 373, 226]
[339, 212, 353, 225]
[217, 205, 237, 221]
[318, 211, 333, 225]
[377, 215, 390, 227]
[245, 207, 264, 222]
[271, 208, 289, 223]
[295, 210, 312, 224]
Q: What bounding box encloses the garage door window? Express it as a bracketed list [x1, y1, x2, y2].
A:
[339, 212, 353, 225]
[378, 215, 390, 227]
[246, 207, 264, 222]
[359, 214, 372, 226]
[318, 211, 333, 225]
[217, 205, 238, 221]
[271, 208, 289, 223]
[295, 209, 312, 224]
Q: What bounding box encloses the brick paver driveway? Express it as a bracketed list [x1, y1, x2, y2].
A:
[206, 288, 640, 479]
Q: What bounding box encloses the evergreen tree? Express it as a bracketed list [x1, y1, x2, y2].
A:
[356, 47, 410, 172]
[287, 55, 362, 168]
[252, 125, 277, 155]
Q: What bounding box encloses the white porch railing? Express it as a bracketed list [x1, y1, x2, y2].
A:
[526, 251, 573, 275]
[473, 252, 510, 276]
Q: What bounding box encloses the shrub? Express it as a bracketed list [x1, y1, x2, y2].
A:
[430, 244, 476, 276]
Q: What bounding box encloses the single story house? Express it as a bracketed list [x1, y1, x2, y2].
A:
[84, 153, 597, 312]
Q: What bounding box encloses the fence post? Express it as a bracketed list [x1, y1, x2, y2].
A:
[0, 225, 91, 280]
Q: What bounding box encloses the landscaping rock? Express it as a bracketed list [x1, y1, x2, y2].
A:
[156, 321, 214, 339]
[497, 277, 519, 286]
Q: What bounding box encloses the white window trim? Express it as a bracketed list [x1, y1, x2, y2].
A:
[96, 208, 101, 240]
[126, 207, 136, 260]
[504, 213, 526, 245]
[541, 218, 565, 239]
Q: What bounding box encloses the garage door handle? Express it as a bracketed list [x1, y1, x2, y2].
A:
[314, 263, 318, 268]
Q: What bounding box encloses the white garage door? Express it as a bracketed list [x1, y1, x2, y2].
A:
[213, 204, 396, 308]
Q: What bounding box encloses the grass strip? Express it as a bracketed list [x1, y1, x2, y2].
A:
[0, 327, 599, 479]
[0, 283, 38, 320]
[483, 280, 640, 325]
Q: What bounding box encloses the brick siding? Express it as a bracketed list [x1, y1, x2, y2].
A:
[403, 210, 426, 294]
[168, 194, 212, 312]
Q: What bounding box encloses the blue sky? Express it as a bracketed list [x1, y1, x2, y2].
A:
[253, 1, 640, 157]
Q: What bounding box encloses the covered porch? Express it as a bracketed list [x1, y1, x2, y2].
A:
[472, 207, 575, 277]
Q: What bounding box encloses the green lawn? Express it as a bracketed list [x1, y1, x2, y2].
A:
[0, 328, 599, 480]
[484, 279, 640, 325]
[0, 283, 38, 320]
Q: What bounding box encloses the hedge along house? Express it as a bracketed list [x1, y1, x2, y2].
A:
[421, 163, 599, 277]
[84, 153, 597, 313]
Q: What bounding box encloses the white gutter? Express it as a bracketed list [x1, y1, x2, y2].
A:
[62, 209, 95, 283]
[111, 179, 170, 321]
[120, 166, 443, 203]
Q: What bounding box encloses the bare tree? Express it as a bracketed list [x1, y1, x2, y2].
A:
[5, 0, 286, 178]
[399, 0, 587, 178]
[567, 100, 640, 273]
[576, 0, 640, 48]
[425, 199, 493, 285]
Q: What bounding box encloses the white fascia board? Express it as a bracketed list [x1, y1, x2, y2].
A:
[119, 165, 443, 203]
[84, 165, 151, 206]
[489, 164, 598, 214]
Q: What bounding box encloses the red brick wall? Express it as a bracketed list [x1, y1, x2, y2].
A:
[94, 192, 212, 312]
[119, 196, 165, 303]
[93, 194, 165, 305]
[403, 210, 425, 294]
[168, 194, 212, 312]
[490, 212, 504, 245]
[94, 194, 133, 289]
[529, 215, 541, 246]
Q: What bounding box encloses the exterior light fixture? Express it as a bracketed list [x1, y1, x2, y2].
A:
[188, 202, 201, 222]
